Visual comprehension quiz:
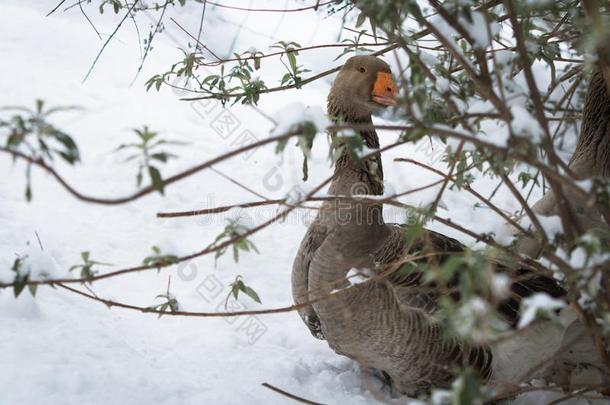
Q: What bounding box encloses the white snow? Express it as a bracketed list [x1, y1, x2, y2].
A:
[518, 293, 566, 329]
[418, 50, 437, 67]
[459, 11, 499, 51]
[510, 105, 544, 141]
[0, 3, 382, 404]
[557, 245, 610, 269]
[495, 50, 516, 67]
[346, 268, 373, 286]
[0, 2, 603, 405]
[520, 214, 564, 240]
[436, 77, 451, 94]
[14, 245, 68, 281]
[284, 185, 309, 205]
[453, 297, 491, 341]
[491, 273, 511, 300]
[269, 102, 330, 138]
[428, 15, 475, 70]
[351, 145, 378, 160]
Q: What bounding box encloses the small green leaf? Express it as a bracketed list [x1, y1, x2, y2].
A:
[25, 183, 32, 202]
[13, 275, 28, 298]
[149, 152, 171, 162]
[355, 11, 367, 28]
[287, 51, 297, 73]
[148, 166, 164, 194]
[227, 275, 262, 305]
[28, 283, 38, 297]
[142, 246, 178, 267]
[243, 286, 261, 304]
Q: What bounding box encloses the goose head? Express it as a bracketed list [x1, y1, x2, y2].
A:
[328, 55, 398, 121]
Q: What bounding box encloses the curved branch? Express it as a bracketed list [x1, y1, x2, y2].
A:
[56, 249, 544, 319]
[0, 130, 301, 205]
[0, 140, 410, 289]
[55, 250, 448, 318]
[0, 173, 332, 288]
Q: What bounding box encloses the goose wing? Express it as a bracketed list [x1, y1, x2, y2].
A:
[373, 224, 565, 327]
[291, 223, 328, 339]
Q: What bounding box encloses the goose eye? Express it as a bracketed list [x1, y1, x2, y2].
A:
[358, 67, 367, 73]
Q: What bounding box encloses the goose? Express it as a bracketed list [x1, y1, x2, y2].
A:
[291, 55, 608, 394]
[516, 66, 610, 257]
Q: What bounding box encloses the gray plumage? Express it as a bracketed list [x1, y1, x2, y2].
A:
[290, 56, 593, 394]
[516, 66, 610, 256]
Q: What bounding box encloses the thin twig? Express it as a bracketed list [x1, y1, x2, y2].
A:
[34, 231, 44, 252]
[261, 383, 326, 405]
[47, 0, 68, 16]
[131, 1, 168, 84]
[82, 1, 140, 82]
[180, 43, 400, 101]
[79, 1, 102, 40]
[202, 0, 338, 13]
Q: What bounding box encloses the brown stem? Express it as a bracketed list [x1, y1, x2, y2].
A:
[261, 383, 326, 405]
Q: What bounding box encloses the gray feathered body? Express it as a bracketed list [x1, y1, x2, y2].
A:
[291, 56, 607, 394]
[515, 68, 610, 255]
[291, 112, 494, 392]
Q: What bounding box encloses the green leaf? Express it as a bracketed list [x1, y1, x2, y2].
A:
[287, 51, 297, 73]
[148, 166, 164, 194]
[228, 276, 261, 304]
[232, 280, 242, 300]
[28, 283, 38, 297]
[11, 257, 24, 273]
[157, 303, 169, 318]
[142, 246, 178, 267]
[150, 152, 176, 163]
[13, 274, 28, 298]
[12, 257, 29, 298]
[243, 286, 261, 304]
[280, 72, 292, 85]
[58, 151, 78, 165]
[453, 370, 485, 405]
[25, 183, 32, 202]
[355, 11, 367, 28]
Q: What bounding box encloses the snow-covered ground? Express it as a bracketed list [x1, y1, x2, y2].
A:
[0, 2, 606, 404]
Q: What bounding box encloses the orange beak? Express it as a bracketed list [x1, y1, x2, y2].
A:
[371, 72, 397, 106]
